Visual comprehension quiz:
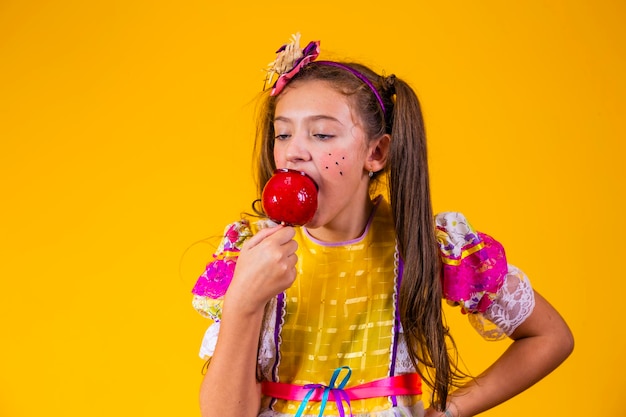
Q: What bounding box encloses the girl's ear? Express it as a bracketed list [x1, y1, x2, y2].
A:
[366, 134, 391, 172]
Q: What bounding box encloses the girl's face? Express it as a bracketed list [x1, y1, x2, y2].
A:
[273, 79, 384, 241]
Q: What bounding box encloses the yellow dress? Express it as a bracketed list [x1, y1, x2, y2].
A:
[191, 196, 536, 416]
[269, 196, 418, 415]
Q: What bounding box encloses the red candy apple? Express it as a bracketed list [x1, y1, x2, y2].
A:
[262, 168, 318, 226]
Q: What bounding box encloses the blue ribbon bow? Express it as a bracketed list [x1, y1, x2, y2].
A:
[294, 366, 353, 417]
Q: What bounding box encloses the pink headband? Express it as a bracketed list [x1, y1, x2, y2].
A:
[265, 35, 386, 115]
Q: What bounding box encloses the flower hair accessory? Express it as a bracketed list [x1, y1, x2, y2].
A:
[264, 33, 387, 114]
[264, 33, 320, 96]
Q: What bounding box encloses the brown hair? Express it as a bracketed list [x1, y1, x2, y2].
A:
[253, 62, 465, 410]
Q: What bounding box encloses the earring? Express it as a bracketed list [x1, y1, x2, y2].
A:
[368, 170, 374, 178]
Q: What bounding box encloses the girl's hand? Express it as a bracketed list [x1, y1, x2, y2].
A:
[424, 402, 460, 417]
[424, 409, 441, 417]
[224, 225, 298, 315]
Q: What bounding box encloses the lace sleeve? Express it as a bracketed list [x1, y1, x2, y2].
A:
[468, 264, 536, 340]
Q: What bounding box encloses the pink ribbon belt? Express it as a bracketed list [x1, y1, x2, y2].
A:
[262, 367, 422, 417]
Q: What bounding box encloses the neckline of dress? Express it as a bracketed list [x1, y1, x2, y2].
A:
[302, 195, 383, 247]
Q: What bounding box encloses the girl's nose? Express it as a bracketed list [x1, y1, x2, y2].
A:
[285, 134, 311, 164]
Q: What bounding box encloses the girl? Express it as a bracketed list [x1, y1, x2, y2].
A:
[191, 34, 573, 417]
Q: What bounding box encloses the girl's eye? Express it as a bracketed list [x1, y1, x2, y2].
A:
[274, 134, 290, 140]
[313, 134, 334, 140]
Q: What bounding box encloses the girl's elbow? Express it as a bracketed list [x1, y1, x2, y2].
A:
[543, 317, 574, 368]
[557, 323, 575, 361]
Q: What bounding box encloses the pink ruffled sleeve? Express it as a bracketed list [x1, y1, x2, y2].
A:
[436, 212, 535, 340]
[191, 219, 253, 321]
[435, 212, 508, 314]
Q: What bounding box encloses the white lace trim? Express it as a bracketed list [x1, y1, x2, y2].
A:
[259, 297, 279, 379]
[469, 264, 535, 340]
[393, 334, 416, 374]
[389, 242, 402, 373]
[199, 321, 220, 359]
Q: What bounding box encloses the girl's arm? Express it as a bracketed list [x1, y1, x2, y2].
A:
[426, 291, 574, 417]
[199, 225, 299, 417]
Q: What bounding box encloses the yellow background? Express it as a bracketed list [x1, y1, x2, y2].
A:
[1, 1, 624, 416]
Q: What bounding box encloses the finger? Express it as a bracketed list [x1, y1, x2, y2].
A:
[243, 224, 287, 249]
[284, 239, 298, 256]
[272, 226, 296, 245]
